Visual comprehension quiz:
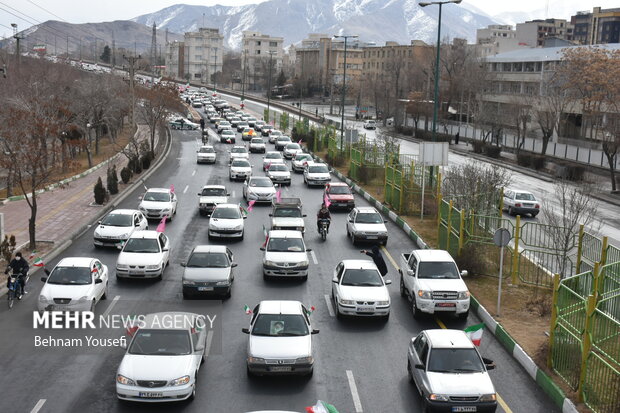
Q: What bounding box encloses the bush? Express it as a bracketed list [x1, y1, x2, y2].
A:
[141, 154, 151, 170]
[471, 140, 485, 154]
[414, 129, 452, 142]
[120, 167, 132, 184]
[107, 165, 119, 195]
[396, 125, 414, 135]
[554, 162, 585, 181]
[517, 152, 532, 166]
[484, 144, 501, 158]
[454, 244, 487, 277]
[531, 155, 546, 171]
[0, 234, 17, 262]
[93, 176, 107, 205]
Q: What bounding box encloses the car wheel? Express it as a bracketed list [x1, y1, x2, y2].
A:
[239, 231, 244, 241]
[263, 272, 270, 281]
[116, 274, 123, 282]
[399, 274, 406, 297]
[94, 243, 102, 249]
[532, 212, 539, 218]
[188, 382, 196, 401]
[412, 299, 422, 320]
[156, 269, 163, 281]
[224, 289, 232, 299]
[199, 210, 205, 216]
[407, 360, 414, 383]
[246, 365, 254, 377]
[183, 291, 190, 300]
[457, 309, 469, 320]
[102, 282, 109, 300]
[335, 302, 343, 320]
[168, 214, 173, 222]
[306, 368, 314, 378]
[90, 300, 95, 312]
[352, 236, 357, 246]
[382, 239, 388, 247]
[302, 275, 308, 282]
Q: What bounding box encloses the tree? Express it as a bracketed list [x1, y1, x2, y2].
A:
[100, 45, 111, 63]
[136, 83, 183, 153]
[535, 70, 572, 155]
[507, 95, 532, 153]
[276, 69, 286, 88]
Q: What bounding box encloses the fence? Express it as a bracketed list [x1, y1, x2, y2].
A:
[384, 155, 440, 217]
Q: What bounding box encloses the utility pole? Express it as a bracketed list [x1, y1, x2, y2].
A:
[266, 50, 276, 121]
[329, 68, 336, 115]
[66, 36, 69, 59]
[298, 57, 304, 122]
[124, 54, 141, 130]
[11, 23, 22, 66]
[213, 47, 218, 93]
[334, 34, 358, 153]
[151, 22, 157, 84]
[241, 48, 247, 104]
[112, 35, 116, 69]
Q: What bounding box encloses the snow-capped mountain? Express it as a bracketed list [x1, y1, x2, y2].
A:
[132, 0, 498, 48]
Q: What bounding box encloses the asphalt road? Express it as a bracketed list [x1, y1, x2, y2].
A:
[0, 99, 560, 413]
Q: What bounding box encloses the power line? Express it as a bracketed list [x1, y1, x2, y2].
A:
[25, 0, 68, 23]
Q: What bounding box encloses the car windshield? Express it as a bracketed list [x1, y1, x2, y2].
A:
[201, 188, 226, 196]
[341, 268, 383, 286]
[270, 164, 288, 172]
[308, 165, 328, 173]
[271, 131, 281, 137]
[286, 144, 300, 149]
[265, 153, 282, 159]
[417, 262, 460, 279]
[267, 237, 305, 252]
[232, 147, 247, 153]
[243, 128, 251, 133]
[231, 117, 240, 122]
[355, 213, 383, 224]
[231, 160, 250, 167]
[274, 207, 302, 218]
[250, 178, 273, 187]
[278, 137, 291, 142]
[101, 213, 132, 227]
[199, 147, 214, 153]
[295, 154, 312, 161]
[251, 138, 263, 144]
[427, 348, 485, 373]
[123, 238, 160, 253]
[129, 329, 192, 356]
[222, 131, 234, 136]
[187, 252, 229, 268]
[212, 207, 241, 219]
[47, 266, 92, 285]
[251, 314, 309, 337]
[143, 191, 170, 202]
[515, 192, 536, 201]
[329, 186, 351, 195]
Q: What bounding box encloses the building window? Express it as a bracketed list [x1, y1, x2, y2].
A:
[256, 50, 261, 55]
[269, 41, 278, 47]
[256, 41, 261, 46]
[195, 55, 202, 60]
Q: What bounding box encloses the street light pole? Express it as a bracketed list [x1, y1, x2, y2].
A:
[241, 48, 247, 104]
[334, 34, 358, 154]
[266, 50, 276, 123]
[213, 47, 218, 94]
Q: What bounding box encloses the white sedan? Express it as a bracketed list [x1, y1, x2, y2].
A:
[346, 207, 389, 245]
[116, 231, 171, 281]
[116, 312, 207, 402]
[331, 260, 391, 319]
[262, 151, 285, 171]
[283, 143, 303, 159]
[208, 203, 246, 240]
[243, 176, 276, 204]
[303, 162, 331, 186]
[196, 145, 216, 164]
[39, 257, 109, 312]
[93, 209, 148, 248]
[229, 146, 250, 163]
[249, 137, 266, 153]
[266, 163, 291, 186]
[229, 159, 252, 181]
[139, 188, 178, 222]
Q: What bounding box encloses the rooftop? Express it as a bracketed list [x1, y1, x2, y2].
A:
[485, 43, 620, 62]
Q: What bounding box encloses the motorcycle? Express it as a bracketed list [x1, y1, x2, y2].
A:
[318, 218, 330, 241]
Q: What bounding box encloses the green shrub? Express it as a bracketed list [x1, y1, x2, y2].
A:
[107, 165, 119, 195]
[454, 243, 488, 277]
[414, 129, 452, 142]
[120, 167, 132, 184]
[531, 155, 546, 170]
[93, 176, 107, 205]
[517, 152, 532, 166]
[484, 144, 501, 158]
[565, 164, 585, 181]
[471, 140, 485, 154]
[141, 154, 151, 170]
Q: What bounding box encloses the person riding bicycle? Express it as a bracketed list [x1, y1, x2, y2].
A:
[316, 202, 331, 234]
[5, 251, 29, 299]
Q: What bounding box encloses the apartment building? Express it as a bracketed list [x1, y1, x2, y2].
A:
[516, 19, 574, 47]
[164, 28, 224, 82]
[572, 7, 620, 45]
[241, 31, 284, 91]
[476, 25, 525, 56]
[361, 40, 431, 78]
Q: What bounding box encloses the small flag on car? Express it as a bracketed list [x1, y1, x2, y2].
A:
[156, 216, 167, 233]
[464, 323, 485, 346]
[305, 306, 316, 316]
[240, 205, 248, 217]
[276, 189, 282, 203]
[170, 184, 175, 193]
[91, 267, 98, 273]
[247, 200, 256, 212]
[29, 250, 37, 259]
[306, 400, 339, 413]
[244, 305, 252, 315]
[262, 224, 269, 248]
[33, 257, 44, 267]
[324, 194, 331, 208]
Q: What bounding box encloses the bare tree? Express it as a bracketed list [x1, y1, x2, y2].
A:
[136, 83, 183, 153]
[507, 95, 533, 153]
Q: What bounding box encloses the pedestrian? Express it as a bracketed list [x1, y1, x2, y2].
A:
[315, 107, 318, 117]
[199, 118, 205, 131]
[360, 245, 388, 277]
[455, 132, 460, 145]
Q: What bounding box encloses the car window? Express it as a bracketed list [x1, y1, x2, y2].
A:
[134, 215, 141, 225]
[250, 304, 260, 324]
[143, 191, 170, 202]
[427, 348, 485, 373]
[420, 340, 429, 366]
[269, 164, 288, 172]
[231, 159, 250, 167]
[408, 255, 418, 273]
[336, 262, 344, 280]
[128, 329, 191, 356]
[267, 237, 304, 252]
[199, 147, 215, 153]
[251, 314, 309, 337]
[341, 269, 383, 286]
[417, 262, 459, 279]
[413, 334, 425, 359]
[308, 165, 328, 173]
[47, 266, 92, 285]
[123, 238, 160, 253]
[212, 207, 242, 219]
[273, 207, 301, 218]
[355, 212, 383, 224]
[250, 178, 273, 187]
[329, 186, 351, 195]
[515, 192, 535, 201]
[187, 252, 229, 268]
[266, 153, 282, 159]
[201, 188, 226, 196]
[101, 213, 132, 227]
[232, 147, 247, 153]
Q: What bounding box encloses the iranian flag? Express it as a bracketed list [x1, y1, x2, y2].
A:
[29, 250, 37, 259]
[261, 224, 269, 248]
[156, 216, 167, 233]
[306, 400, 339, 413]
[464, 323, 484, 346]
[243, 305, 252, 315]
[247, 200, 256, 212]
[33, 257, 44, 267]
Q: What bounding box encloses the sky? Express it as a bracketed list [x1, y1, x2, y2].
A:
[1, 0, 618, 39]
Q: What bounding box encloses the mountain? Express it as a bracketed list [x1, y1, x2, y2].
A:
[132, 0, 498, 48]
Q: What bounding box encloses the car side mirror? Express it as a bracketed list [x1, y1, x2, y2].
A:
[461, 270, 468, 277]
[227, 193, 231, 196]
[97, 220, 101, 224]
[332, 278, 338, 283]
[268, 213, 273, 217]
[384, 220, 388, 223]
[243, 216, 247, 219]
[41, 276, 47, 282]
[415, 364, 425, 370]
[117, 244, 123, 250]
[44, 269, 51, 275]
[95, 278, 103, 284]
[197, 192, 202, 196]
[180, 262, 187, 267]
[194, 344, 205, 352]
[311, 329, 320, 334]
[306, 248, 312, 252]
[163, 247, 170, 251]
[486, 363, 495, 370]
[231, 263, 238, 268]
[260, 247, 265, 251]
[407, 269, 414, 277]
[348, 219, 353, 223]
[302, 214, 307, 217]
[135, 222, 140, 226]
[241, 328, 250, 334]
[385, 280, 392, 285]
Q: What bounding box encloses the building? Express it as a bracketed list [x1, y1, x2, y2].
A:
[164, 28, 224, 82]
[361, 40, 432, 80]
[572, 7, 620, 45]
[515, 19, 574, 47]
[241, 31, 284, 91]
[476, 25, 525, 56]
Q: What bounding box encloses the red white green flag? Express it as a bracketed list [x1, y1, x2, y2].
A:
[33, 257, 44, 267]
[243, 305, 252, 315]
[306, 400, 339, 413]
[464, 323, 484, 346]
[261, 224, 269, 248]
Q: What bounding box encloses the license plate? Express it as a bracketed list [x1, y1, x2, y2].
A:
[129, 271, 145, 275]
[198, 287, 214, 291]
[452, 407, 476, 412]
[139, 392, 164, 398]
[357, 306, 374, 313]
[366, 236, 378, 240]
[269, 366, 292, 372]
[436, 302, 456, 307]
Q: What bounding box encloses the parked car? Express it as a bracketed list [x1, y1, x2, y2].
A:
[220, 129, 236, 143]
[283, 143, 302, 159]
[266, 163, 291, 186]
[196, 145, 216, 164]
[208, 203, 246, 240]
[249, 137, 266, 153]
[229, 159, 252, 181]
[324, 182, 355, 211]
[261, 230, 310, 281]
[243, 176, 276, 204]
[262, 151, 285, 171]
[197, 185, 229, 216]
[93, 209, 148, 248]
[181, 245, 236, 298]
[502, 188, 540, 217]
[138, 188, 178, 221]
[169, 118, 199, 130]
[291, 153, 314, 173]
[363, 120, 377, 130]
[115, 231, 171, 280]
[38, 257, 108, 312]
[346, 206, 388, 245]
[303, 162, 331, 186]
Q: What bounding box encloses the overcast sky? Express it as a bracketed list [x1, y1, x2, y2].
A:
[1, 0, 618, 39]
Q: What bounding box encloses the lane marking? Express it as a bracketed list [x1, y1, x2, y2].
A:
[103, 295, 120, 318]
[380, 245, 399, 272]
[346, 370, 364, 412]
[205, 330, 214, 357]
[434, 317, 447, 330]
[192, 170, 196, 176]
[232, 190, 236, 198]
[183, 185, 189, 194]
[310, 250, 318, 265]
[30, 399, 46, 413]
[324, 294, 335, 317]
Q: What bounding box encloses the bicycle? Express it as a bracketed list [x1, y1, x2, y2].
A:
[7, 274, 23, 309]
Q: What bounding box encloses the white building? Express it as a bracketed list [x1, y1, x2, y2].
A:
[165, 28, 224, 82]
[241, 31, 284, 91]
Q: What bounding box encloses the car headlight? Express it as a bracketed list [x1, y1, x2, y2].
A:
[39, 295, 47, 303]
[183, 280, 195, 286]
[200, 202, 207, 207]
[234, 224, 244, 230]
[457, 291, 470, 300]
[161, 209, 171, 213]
[78, 296, 89, 302]
[138, 206, 146, 211]
[119, 233, 130, 239]
[297, 260, 309, 267]
[376, 300, 390, 306]
[429, 394, 450, 402]
[264, 260, 276, 267]
[248, 357, 265, 364]
[116, 264, 129, 270]
[480, 393, 496, 402]
[418, 290, 432, 299]
[339, 298, 355, 305]
[145, 264, 161, 270]
[295, 356, 314, 364]
[296, 226, 304, 231]
[116, 374, 136, 386]
[216, 281, 230, 286]
[170, 375, 190, 386]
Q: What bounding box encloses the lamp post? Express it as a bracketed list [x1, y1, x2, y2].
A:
[266, 50, 276, 123]
[213, 47, 218, 94]
[241, 48, 247, 108]
[333, 34, 358, 154]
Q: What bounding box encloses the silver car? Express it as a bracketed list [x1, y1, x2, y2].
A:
[346, 207, 388, 246]
[502, 188, 540, 217]
[181, 245, 236, 298]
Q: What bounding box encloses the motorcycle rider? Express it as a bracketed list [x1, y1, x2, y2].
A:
[5, 251, 29, 299]
[316, 202, 331, 234]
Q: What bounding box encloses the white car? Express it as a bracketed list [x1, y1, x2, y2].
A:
[346, 207, 388, 245]
[196, 145, 216, 164]
[266, 163, 291, 186]
[220, 129, 236, 143]
[502, 188, 540, 218]
[268, 130, 282, 144]
[303, 162, 331, 186]
[283, 143, 302, 159]
[229, 145, 249, 163]
[217, 120, 232, 133]
[249, 137, 266, 153]
[263, 151, 285, 171]
[331, 259, 391, 319]
[139, 188, 178, 221]
[243, 176, 276, 203]
[363, 120, 377, 130]
[274, 136, 293, 151]
[242, 300, 319, 376]
[116, 312, 207, 402]
[116, 231, 171, 280]
[291, 153, 313, 173]
[38, 257, 109, 312]
[93, 209, 148, 247]
[208, 203, 246, 240]
[229, 159, 252, 181]
[197, 185, 229, 216]
[261, 230, 311, 281]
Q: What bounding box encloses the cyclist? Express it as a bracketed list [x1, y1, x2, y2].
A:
[316, 202, 331, 234]
[5, 251, 29, 299]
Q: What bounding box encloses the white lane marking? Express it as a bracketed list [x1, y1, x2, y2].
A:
[205, 330, 214, 357]
[30, 399, 46, 413]
[310, 250, 318, 265]
[192, 170, 196, 177]
[102, 295, 120, 318]
[183, 185, 189, 194]
[346, 370, 364, 412]
[232, 190, 236, 198]
[324, 294, 335, 317]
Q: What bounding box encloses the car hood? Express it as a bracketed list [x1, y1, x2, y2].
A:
[118, 354, 196, 381]
[271, 217, 304, 227]
[209, 218, 243, 229]
[231, 154, 249, 159]
[41, 283, 95, 300]
[197, 152, 216, 158]
[199, 196, 228, 204]
[417, 278, 468, 292]
[352, 223, 387, 232]
[338, 285, 390, 302]
[95, 225, 133, 238]
[231, 166, 252, 173]
[327, 194, 354, 201]
[249, 335, 311, 359]
[268, 171, 290, 178]
[139, 200, 173, 210]
[250, 142, 265, 147]
[307, 173, 330, 179]
[427, 371, 495, 396]
[264, 251, 308, 263]
[183, 267, 231, 282]
[248, 187, 276, 196]
[117, 252, 164, 266]
[263, 159, 284, 165]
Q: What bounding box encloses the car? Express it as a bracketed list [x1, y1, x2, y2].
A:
[262, 151, 285, 171]
[275, 136, 293, 151]
[346, 207, 388, 245]
[261, 124, 274, 136]
[408, 329, 498, 412]
[303, 162, 331, 186]
[324, 182, 355, 210]
[214, 99, 229, 110]
[230, 117, 242, 127]
[229, 145, 250, 163]
[208, 203, 246, 240]
[243, 176, 276, 203]
[210, 114, 222, 124]
[169, 118, 200, 130]
[206, 110, 218, 119]
[266, 163, 291, 186]
[242, 127, 257, 141]
[242, 300, 319, 376]
[220, 129, 236, 143]
[237, 121, 250, 132]
[331, 259, 391, 319]
[268, 130, 282, 144]
[249, 137, 266, 153]
[254, 121, 265, 132]
[197, 185, 229, 216]
[502, 188, 540, 217]
[270, 198, 306, 233]
[93, 209, 148, 247]
[283, 143, 302, 159]
[181, 245, 236, 298]
[217, 120, 232, 134]
[139, 188, 178, 221]
[229, 159, 252, 181]
[196, 145, 216, 164]
[261, 230, 310, 280]
[191, 100, 203, 108]
[116, 312, 207, 402]
[116, 231, 171, 280]
[240, 115, 251, 122]
[38, 257, 109, 312]
[363, 120, 377, 130]
[247, 117, 258, 127]
[291, 153, 314, 173]
[225, 112, 236, 121]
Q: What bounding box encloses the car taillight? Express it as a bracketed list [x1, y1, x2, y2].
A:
[535, 204, 540, 209]
[515, 203, 521, 207]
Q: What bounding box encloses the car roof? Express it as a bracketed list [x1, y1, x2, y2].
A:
[268, 230, 304, 239]
[201, 184, 226, 190]
[56, 257, 96, 267]
[414, 249, 456, 262]
[146, 188, 171, 193]
[265, 151, 281, 156]
[424, 329, 474, 349]
[355, 206, 379, 213]
[308, 162, 327, 167]
[342, 259, 379, 269]
[192, 245, 227, 253]
[329, 182, 348, 187]
[141, 312, 203, 331]
[107, 209, 139, 215]
[214, 203, 240, 209]
[128, 230, 161, 239]
[258, 300, 303, 315]
[506, 188, 534, 194]
[251, 137, 263, 141]
[233, 145, 246, 149]
[200, 145, 214, 149]
[250, 176, 271, 181]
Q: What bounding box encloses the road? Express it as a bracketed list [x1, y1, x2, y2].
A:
[0, 96, 560, 413]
